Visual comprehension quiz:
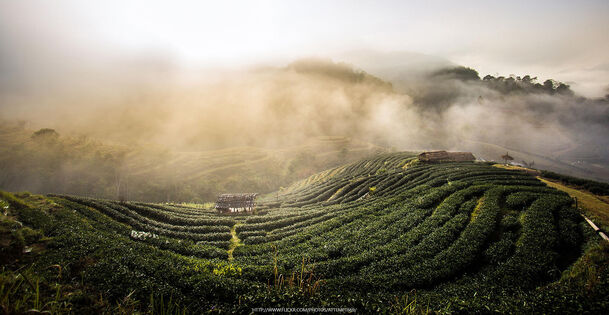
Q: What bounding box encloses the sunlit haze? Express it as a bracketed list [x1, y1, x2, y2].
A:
[2, 0, 609, 95]
[2, 2, 609, 312]
[1, 0, 609, 184]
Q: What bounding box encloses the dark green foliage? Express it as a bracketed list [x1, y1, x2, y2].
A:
[484, 231, 516, 264]
[433, 66, 480, 81]
[1, 153, 603, 313]
[481, 74, 573, 95]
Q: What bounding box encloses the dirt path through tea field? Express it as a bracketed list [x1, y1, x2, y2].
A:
[228, 222, 244, 261]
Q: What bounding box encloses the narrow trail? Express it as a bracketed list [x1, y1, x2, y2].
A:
[469, 196, 485, 223]
[228, 222, 244, 261]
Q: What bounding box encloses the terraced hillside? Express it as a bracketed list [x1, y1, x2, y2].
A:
[0, 121, 385, 202]
[1, 153, 608, 313]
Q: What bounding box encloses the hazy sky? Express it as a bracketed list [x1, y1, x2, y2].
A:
[1, 0, 609, 96]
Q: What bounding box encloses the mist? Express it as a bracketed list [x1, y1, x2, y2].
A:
[2, 1, 609, 202]
[2, 55, 608, 178]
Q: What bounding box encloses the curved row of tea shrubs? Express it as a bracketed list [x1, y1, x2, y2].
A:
[8, 153, 600, 313]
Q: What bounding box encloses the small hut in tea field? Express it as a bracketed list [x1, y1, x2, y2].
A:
[215, 193, 257, 213]
[418, 151, 475, 162]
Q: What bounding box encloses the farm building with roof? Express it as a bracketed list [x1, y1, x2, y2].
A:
[215, 193, 257, 213]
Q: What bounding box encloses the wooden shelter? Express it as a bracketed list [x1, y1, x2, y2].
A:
[215, 193, 257, 213]
[418, 151, 475, 162]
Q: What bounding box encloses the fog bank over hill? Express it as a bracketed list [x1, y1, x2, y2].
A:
[2, 51, 609, 185]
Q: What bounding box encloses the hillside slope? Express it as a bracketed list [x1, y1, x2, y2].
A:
[0, 122, 385, 202]
[1, 152, 608, 313]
